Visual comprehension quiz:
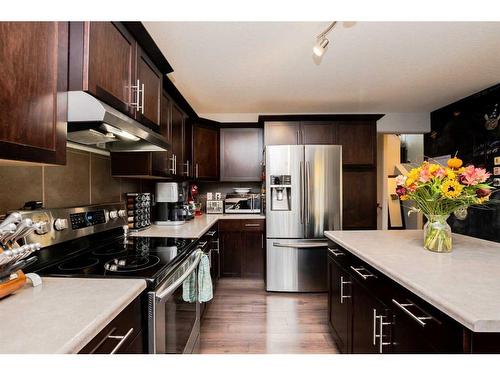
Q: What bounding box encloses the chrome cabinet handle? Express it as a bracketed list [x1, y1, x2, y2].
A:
[169, 154, 176, 174]
[261, 233, 264, 249]
[130, 79, 141, 111]
[244, 223, 261, 227]
[392, 299, 434, 327]
[140, 83, 145, 114]
[340, 276, 351, 304]
[174, 154, 177, 175]
[198, 241, 208, 248]
[373, 309, 391, 353]
[184, 160, 190, 176]
[206, 231, 216, 236]
[195, 163, 199, 178]
[350, 266, 376, 280]
[108, 328, 135, 354]
[328, 248, 345, 257]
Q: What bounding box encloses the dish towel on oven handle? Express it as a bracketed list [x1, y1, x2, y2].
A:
[182, 253, 213, 303]
[198, 253, 213, 302]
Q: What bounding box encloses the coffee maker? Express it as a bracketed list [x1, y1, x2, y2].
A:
[155, 182, 187, 226]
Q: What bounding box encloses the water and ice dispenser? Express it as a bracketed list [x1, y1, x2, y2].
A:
[270, 175, 291, 211]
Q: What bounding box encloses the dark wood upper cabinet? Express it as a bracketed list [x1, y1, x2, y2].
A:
[342, 169, 377, 229]
[337, 121, 376, 165]
[192, 123, 219, 180]
[220, 128, 263, 181]
[151, 91, 172, 177]
[264, 121, 300, 145]
[300, 121, 336, 144]
[0, 22, 68, 165]
[135, 46, 162, 128]
[171, 103, 186, 177]
[71, 22, 135, 116]
[70, 22, 162, 129]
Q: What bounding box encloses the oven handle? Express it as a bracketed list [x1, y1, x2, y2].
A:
[155, 250, 203, 303]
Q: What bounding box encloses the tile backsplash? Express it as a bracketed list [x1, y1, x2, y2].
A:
[0, 149, 149, 215]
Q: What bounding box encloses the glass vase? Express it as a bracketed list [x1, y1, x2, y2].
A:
[423, 214, 452, 253]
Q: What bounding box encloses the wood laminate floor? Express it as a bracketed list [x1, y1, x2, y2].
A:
[200, 278, 338, 354]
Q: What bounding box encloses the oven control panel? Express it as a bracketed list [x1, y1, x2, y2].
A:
[18, 203, 127, 249]
[70, 210, 106, 230]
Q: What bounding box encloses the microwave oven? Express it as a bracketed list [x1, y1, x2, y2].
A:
[224, 193, 261, 214]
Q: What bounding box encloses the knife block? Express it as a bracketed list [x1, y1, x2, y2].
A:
[0, 270, 27, 299]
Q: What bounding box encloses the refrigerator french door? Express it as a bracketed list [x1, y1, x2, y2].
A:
[266, 145, 342, 292]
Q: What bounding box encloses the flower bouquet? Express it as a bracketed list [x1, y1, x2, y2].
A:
[395, 156, 493, 253]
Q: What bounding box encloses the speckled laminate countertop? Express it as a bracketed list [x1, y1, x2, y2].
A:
[0, 277, 146, 353]
[131, 214, 265, 239]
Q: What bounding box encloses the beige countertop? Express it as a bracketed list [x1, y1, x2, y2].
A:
[325, 230, 500, 332]
[0, 277, 146, 354]
[131, 214, 266, 239]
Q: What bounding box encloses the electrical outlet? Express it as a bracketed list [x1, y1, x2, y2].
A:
[495, 156, 500, 166]
[495, 167, 500, 176]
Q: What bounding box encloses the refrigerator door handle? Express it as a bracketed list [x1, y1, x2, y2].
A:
[272, 241, 328, 248]
[305, 161, 311, 225]
[299, 161, 304, 224]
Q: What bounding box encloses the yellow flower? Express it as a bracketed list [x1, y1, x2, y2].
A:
[441, 179, 463, 198]
[406, 177, 415, 187]
[400, 195, 409, 201]
[429, 164, 440, 174]
[407, 168, 420, 182]
[476, 196, 490, 204]
[445, 168, 456, 180]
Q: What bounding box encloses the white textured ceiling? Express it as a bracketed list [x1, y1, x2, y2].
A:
[144, 22, 500, 117]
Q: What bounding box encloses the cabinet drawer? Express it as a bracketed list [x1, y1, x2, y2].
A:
[242, 220, 264, 231]
[219, 219, 242, 231]
[79, 296, 143, 354]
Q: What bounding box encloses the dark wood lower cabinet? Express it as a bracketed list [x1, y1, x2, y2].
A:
[327, 241, 482, 354]
[219, 219, 265, 279]
[79, 296, 144, 354]
[328, 254, 352, 353]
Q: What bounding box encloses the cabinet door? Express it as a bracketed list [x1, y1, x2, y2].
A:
[342, 169, 377, 230]
[328, 256, 352, 353]
[86, 22, 135, 116]
[152, 91, 172, 176]
[337, 121, 376, 165]
[220, 231, 242, 277]
[171, 103, 185, 176]
[220, 128, 263, 181]
[136, 46, 161, 128]
[351, 281, 391, 354]
[242, 230, 265, 278]
[264, 121, 300, 145]
[300, 121, 336, 144]
[0, 22, 68, 165]
[193, 124, 219, 180]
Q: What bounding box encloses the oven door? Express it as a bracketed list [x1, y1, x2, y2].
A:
[148, 249, 203, 354]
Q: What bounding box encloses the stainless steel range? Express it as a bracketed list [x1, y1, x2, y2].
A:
[22, 203, 203, 354]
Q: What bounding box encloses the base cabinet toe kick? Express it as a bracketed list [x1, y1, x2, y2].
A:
[327, 240, 500, 354]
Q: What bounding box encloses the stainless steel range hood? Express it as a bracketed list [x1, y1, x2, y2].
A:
[67, 91, 169, 152]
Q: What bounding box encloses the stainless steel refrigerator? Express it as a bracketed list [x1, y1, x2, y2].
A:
[265, 145, 342, 292]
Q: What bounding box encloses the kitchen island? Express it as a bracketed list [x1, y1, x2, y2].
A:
[0, 277, 146, 354]
[325, 230, 500, 353]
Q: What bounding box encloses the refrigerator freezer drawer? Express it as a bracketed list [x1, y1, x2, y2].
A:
[266, 239, 327, 292]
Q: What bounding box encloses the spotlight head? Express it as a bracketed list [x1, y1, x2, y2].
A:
[313, 37, 329, 57]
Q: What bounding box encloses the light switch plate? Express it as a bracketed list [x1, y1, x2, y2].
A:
[494, 156, 500, 166]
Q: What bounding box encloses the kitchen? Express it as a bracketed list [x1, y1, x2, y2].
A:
[1, 2, 500, 372]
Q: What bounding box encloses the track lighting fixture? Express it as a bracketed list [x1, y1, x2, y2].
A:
[313, 21, 337, 57]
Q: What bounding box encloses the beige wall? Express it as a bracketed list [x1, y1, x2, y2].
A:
[0, 149, 151, 215]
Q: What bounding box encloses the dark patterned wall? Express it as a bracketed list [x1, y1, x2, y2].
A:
[425, 83, 500, 242]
